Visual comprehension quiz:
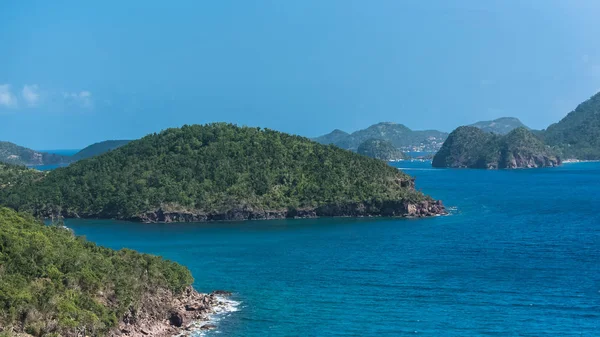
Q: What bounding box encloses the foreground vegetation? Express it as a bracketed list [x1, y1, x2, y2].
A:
[0, 207, 192, 336]
[0, 164, 46, 191]
[0, 124, 431, 221]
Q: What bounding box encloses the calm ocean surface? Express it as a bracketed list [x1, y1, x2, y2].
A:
[65, 161, 600, 336]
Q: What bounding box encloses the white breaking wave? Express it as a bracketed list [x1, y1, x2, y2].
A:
[446, 206, 458, 215]
[183, 296, 241, 337]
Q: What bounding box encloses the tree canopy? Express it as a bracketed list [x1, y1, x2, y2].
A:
[0, 207, 192, 336]
[433, 127, 560, 169]
[0, 123, 429, 221]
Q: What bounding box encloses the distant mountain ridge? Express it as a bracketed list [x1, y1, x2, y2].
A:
[470, 117, 528, 135]
[1, 139, 132, 166]
[72, 139, 131, 161]
[0, 141, 72, 166]
[314, 122, 448, 152]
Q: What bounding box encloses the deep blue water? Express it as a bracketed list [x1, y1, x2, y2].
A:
[65, 162, 600, 336]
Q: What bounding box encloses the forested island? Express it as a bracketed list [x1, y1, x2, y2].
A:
[0, 124, 445, 222]
[432, 127, 561, 169]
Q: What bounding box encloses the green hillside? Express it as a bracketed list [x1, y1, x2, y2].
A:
[543, 91, 600, 159]
[433, 127, 560, 169]
[0, 123, 443, 222]
[0, 207, 192, 336]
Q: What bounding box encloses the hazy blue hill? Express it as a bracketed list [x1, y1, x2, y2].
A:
[313, 122, 448, 152]
[357, 138, 406, 161]
[72, 139, 132, 161]
[0, 141, 72, 166]
[433, 126, 560, 169]
[312, 129, 349, 146]
[543, 91, 600, 159]
[470, 117, 528, 135]
[0, 123, 444, 222]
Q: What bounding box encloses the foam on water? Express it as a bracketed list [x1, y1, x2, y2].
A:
[183, 296, 241, 337]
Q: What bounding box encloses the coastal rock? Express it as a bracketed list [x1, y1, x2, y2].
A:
[110, 286, 235, 337]
[212, 290, 233, 296]
[200, 324, 217, 330]
[129, 197, 446, 224]
[168, 311, 184, 327]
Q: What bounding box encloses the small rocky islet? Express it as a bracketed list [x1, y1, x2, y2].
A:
[432, 126, 561, 169]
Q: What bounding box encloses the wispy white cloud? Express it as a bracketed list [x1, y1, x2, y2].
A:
[0, 84, 18, 108]
[1, 84, 94, 111]
[63, 90, 93, 108]
[22, 84, 40, 106]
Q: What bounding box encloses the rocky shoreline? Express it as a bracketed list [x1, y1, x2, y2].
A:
[111, 287, 238, 337]
[39, 198, 447, 223]
[131, 199, 446, 223]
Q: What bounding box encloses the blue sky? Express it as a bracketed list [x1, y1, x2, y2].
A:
[1, 0, 600, 149]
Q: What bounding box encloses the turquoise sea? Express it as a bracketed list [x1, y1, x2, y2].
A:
[64, 161, 600, 336]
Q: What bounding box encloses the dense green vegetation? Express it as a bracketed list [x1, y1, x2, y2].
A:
[313, 122, 448, 152]
[357, 139, 406, 161]
[543, 91, 600, 159]
[469, 117, 529, 135]
[0, 123, 429, 220]
[0, 163, 46, 191]
[0, 142, 71, 166]
[71, 140, 131, 161]
[433, 127, 560, 169]
[0, 207, 192, 336]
